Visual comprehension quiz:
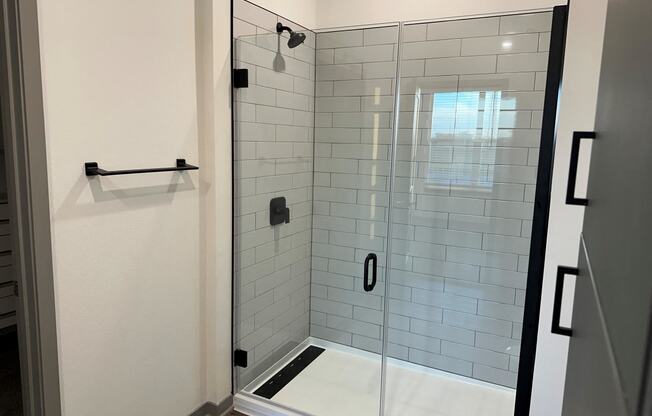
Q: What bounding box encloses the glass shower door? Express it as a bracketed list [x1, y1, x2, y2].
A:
[382, 13, 553, 416]
[307, 25, 399, 416]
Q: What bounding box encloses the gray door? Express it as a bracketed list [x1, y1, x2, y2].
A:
[561, 0, 652, 415]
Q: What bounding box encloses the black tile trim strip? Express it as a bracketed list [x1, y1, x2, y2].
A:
[253, 345, 325, 399]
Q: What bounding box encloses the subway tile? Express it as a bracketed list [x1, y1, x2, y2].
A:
[311, 243, 354, 261]
[331, 173, 387, 191]
[389, 270, 444, 292]
[402, 39, 461, 60]
[414, 226, 482, 250]
[316, 81, 334, 96]
[352, 334, 382, 353]
[315, 113, 332, 127]
[500, 12, 552, 35]
[413, 257, 480, 281]
[354, 306, 383, 325]
[332, 144, 389, 160]
[441, 341, 509, 369]
[315, 127, 361, 143]
[311, 324, 352, 345]
[276, 125, 311, 142]
[473, 364, 517, 388]
[334, 45, 395, 64]
[316, 49, 335, 65]
[445, 280, 515, 304]
[534, 71, 547, 91]
[313, 187, 357, 204]
[416, 195, 485, 215]
[409, 318, 475, 345]
[494, 129, 541, 148]
[476, 332, 521, 356]
[449, 214, 522, 236]
[497, 52, 549, 72]
[411, 288, 477, 314]
[364, 26, 399, 46]
[403, 24, 427, 42]
[400, 75, 458, 94]
[408, 348, 473, 377]
[333, 79, 393, 96]
[329, 230, 384, 251]
[314, 158, 358, 173]
[491, 165, 538, 185]
[256, 66, 294, 92]
[391, 239, 446, 261]
[255, 105, 293, 125]
[500, 92, 545, 111]
[362, 61, 397, 79]
[425, 55, 497, 76]
[327, 315, 380, 339]
[237, 84, 277, 106]
[478, 300, 524, 323]
[482, 234, 531, 255]
[361, 95, 395, 112]
[458, 72, 535, 92]
[452, 147, 529, 165]
[388, 328, 441, 353]
[485, 200, 534, 220]
[330, 202, 385, 221]
[480, 268, 527, 290]
[461, 34, 539, 56]
[316, 96, 361, 112]
[510, 356, 520, 372]
[328, 286, 383, 310]
[427, 17, 499, 40]
[316, 64, 363, 81]
[446, 246, 518, 270]
[276, 90, 311, 110]
[332, 112, 391, 129]
[312, 270, 355, 291]
[317, 30, 364, 49]
[443, 309, 512, 337]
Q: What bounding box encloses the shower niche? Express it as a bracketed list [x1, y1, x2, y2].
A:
[232, 1, 567, 415]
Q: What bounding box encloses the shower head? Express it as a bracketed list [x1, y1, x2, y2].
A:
[276, 22, 306, 49]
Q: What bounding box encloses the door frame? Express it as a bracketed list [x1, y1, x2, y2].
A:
[0, 0, 62, 414]
[514, 5, 569, 415]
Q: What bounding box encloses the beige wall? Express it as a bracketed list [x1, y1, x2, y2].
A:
[314, 0, 562, 29]
[37, 0, 232, 413]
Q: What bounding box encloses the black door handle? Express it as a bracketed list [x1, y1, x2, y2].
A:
[566, 131, 596, 206]
[363, 253, 377, 292]
[552, 266, 578, 336]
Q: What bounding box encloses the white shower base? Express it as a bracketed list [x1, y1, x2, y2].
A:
[235, 338, 515, 416]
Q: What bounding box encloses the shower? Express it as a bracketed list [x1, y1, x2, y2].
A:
[276, 22, 306, 48]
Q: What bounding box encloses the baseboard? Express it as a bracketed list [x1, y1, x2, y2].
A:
[189, 395, 233, 416]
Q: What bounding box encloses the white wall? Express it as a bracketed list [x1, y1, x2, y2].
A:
[315, 0, 561, 29]
[249, 0, 318, 29]
[36, 0, 226, 414]
[529, 0, 608, 414]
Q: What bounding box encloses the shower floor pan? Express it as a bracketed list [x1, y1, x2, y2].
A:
[235, 337, 515, 416]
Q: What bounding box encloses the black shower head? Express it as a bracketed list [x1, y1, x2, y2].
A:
[276, 22, 306, 49]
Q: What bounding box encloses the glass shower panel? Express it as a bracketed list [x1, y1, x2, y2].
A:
[308, 25, 398, 415]
[383, 13, 553, 415]
[232, 0, 316, 390]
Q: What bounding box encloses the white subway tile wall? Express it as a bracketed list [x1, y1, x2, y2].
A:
[312, 12, 552, 389]
[233, 0, 315, 388]
[310, 25, 398, 367]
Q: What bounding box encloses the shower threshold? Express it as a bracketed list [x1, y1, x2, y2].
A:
[235, 337, 515, 416]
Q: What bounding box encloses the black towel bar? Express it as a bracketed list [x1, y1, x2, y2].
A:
[84, 159, 198, 177]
